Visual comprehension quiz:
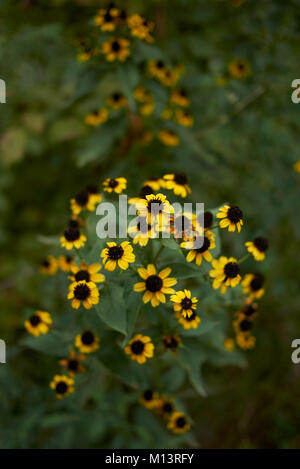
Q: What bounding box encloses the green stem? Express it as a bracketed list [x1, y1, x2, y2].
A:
[209, 225, 220, 230]
[238, 253, 250, 264]
[154, 245, 164, 264]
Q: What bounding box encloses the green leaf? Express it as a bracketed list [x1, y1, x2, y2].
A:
[21, 333, 69, 357]
[95, 283, 127, 335]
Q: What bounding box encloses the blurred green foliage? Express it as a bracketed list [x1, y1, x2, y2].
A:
[1, 0, 300, 449]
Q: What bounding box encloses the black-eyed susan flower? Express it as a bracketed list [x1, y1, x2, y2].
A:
[236, 331, 256, 350]
[75, 331, 100, 354]
[163, 335, 182, 354]
[198, 211, 214, 230]
[169, 212, 195, 240]
[175, 109, 194, 127]
[94, 7, 119, 31]
[69, 261, 105, 285]
[148, 59, 166, 80]
[101, 241, 135, 271]
[107, 92, 128, 110]
[143, 177, 164, 192]
[60, 227, 87, 251]
[50, 375, 74, 399]
[224, 338, 235, 351]
[159, 129, 180, 146]
[181, 230, 216, 266]
[159, 67, 181, 87]
[103, 177, 127, 194]
[167, 412, 190, 434]
[40, 256, 58, 275]
[133, 85, 153, 103]
[293, 160, 300, 173]
[163, 173, 191, 198]
[170, 88, 190, 107]
[70, 187, 101, 215]
[134, 264, 177, 307]
[128, 14, 154, 43]
[137, 193, 173, 224]
[102, 37, 130, 62]
[140, 390, 160, 409]
[68, 280, 100, 310]
[58, 255, 75, 273]
[216, 204, 243, 232]
[25, 311, 52, 337]
[59, 350, 85, 377]
[170, 290, 198, 318]
[116, 9, 128, 25]
[84, 108, 108, 127]
[128, 217, 157, 246]
[228, 58, 251, 79]
[176, 310, 201, 330]
[245, 237, 269, 261]
[242, 273, 265, 299]
[233, 317, 256, 350]
[157, 396, 176, 419]
[236, 299, 258, 321]
[209, 256, 241, 294]
[124, 334, 154, 364]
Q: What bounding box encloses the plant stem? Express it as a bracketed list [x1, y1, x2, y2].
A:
[238, 253, 250, 264]
[154, 245, 164, 264]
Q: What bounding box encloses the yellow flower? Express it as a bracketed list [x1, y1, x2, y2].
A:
[134, 264, 177, 307]
[94, 7, 119, 32]
[293, 160, 300, 173]
[75, 331, 100, 354]
[159, 68, 181, 87]
[159, 129, 180, 146]
[40, 256, 58, 275]
[209, 256, 241, 294]
[163, 173, 191, 198]
[107, 92, 128, 110]
[245, 237, 268, 261]
[102, 37, 130, 62]
[128, 217, 157, 247]
[140, 390, 160, 409]
[170, 289, 198, 318]
[235, 299, 258, 321]
[167, 412, 190, 434]
[133, 85, 153, 103]
[103, 177, 127, 194]
[124, 334, 154, 364]
[25, 311, 52, 337]
[148, 60, 166, 80]
[242, 273, 265, 299]
[163, 335, 182, 355]
[140, 102, 155, 116]
[157, 395, 176, 418]
[175, 109, 194, 127]
[143, 177, 164, 192]
[181, 230, 216, 265]
[128, 14, 154, 43]
[216, 204, 243, 232]
[228, 58, 251, 79]
[170, 88, 190, 107]
[60, 227, 87, 250]
[224, 338, 235, 351]
[84, 108, 108, 127]
[101, 241, 135, 271]
[176, 310, 201, 330]
[58, 255, 75, 273]
[233, 317, 256, 350]
[76, 41, 97, 62]
[68, 280, 100, 310]
[50, 375, 74, 399]
[70, 187, 101, 215]
[59, 350, 85, 377]
[169, 212, 195, 240]
[137, 193, 174, 224]
[236, 332, 256, 350]
[69, 261, 105, 285]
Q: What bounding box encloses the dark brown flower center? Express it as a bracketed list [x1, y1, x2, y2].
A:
[86, 184, 98, 194]
[64, 227, 80, 242]
[74, 283, 91, 300]
[137, 218, 151, 234]
[104, 12, 113, 22]
[75, 190, 89, 207]
[69, 219, 79, 229]
[139, 185, 153, 198]
[143, 390, 153, 401]
[112, 92, 121, 101]
[81, 331, 94, 345]
[163, 402, 174, 413]
[56, 381, 68, 395]
[181, 297, 192, 310]
[227, 206, 243, 224]
[176, 417, 186, 428]
[203, 211, 213, 229]
[131, 340, 145, 355]
[108, 178, 119, 188]
[239, 319, 253, 332]
[147, 198, 164, 215]
[250, 274, 264, 291]
[146, 275, 163, 292]
[156, 60, 165, 69]
[30, 315, 41, 326]
[196, 236, 210, 253]
[108, 245, 124, 260]
[243, 305, 256, 317]
[254, 237, 268, 253]
[174, 173, 187, 185]
[41, 260, 50, 268]
[68, 360, 79, 371]
[224, 262, 240, 279]
[112, 41, 121, 52]
[174, 216, 192, 235]
[75, 270, 90, 282]
[185, 311, 196, 322]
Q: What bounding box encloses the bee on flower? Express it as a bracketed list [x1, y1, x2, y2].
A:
[242, 273, 265, 299]
[59, 350, 85, 377]
[125, 334, 154, 364]
[40, 256, 58, 275]
[216, 204, 244, 232]
[134, 264, 177, 307]
[103, 177, 127, 194]
[25, 311, 52, 337]
[50, 375, 74, 399]
[75, 331, 100, 354]
[209, 256, 242, 294]
[245, 237, 269, 261]
[85, 108, 108, 127]
[60, 227, 87, 251]
[170, 290, 198, 318]
[102, 38, 130, 62]
[167, 412, 190, 434]
[101, 241, 135, 271]
[159, 129, 180, 146]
